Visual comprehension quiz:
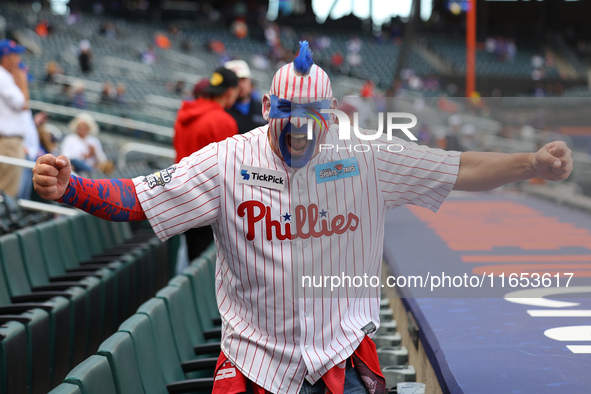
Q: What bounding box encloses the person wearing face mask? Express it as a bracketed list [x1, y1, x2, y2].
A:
[33, 41, 573, 394]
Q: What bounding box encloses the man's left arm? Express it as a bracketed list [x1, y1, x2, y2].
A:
[454, 141, 573, 192]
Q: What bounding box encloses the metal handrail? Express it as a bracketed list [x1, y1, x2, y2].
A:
[0, 155, 36, 169]
[118, 142, 175, 167]
[0, 155, 80, 216]
[28, 100, 173, 138]
[17, 199, 80, 216]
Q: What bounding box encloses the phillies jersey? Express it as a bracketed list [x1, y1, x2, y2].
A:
[133, 125, 461, 393]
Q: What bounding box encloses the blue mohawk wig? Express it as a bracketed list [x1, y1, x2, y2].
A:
[294, 40, 314, 75]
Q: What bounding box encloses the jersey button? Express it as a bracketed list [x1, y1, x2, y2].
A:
[303, 312, 309, 318]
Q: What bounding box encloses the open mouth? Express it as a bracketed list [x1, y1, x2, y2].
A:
[286, 132, 310, 155]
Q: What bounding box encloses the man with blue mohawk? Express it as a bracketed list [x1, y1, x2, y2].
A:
[34, 41, 573, 393]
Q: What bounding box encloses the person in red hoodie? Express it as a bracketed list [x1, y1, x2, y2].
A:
[174, 67, 239, 163]
[173, 67, 239, 259]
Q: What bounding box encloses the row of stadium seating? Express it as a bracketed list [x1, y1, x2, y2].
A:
[48, 245, 221, 394]
[426, 35, 560, 78]
[45, 242, 419, 393]
[0, 192, 53, 235]
[0, 214, 177, 394]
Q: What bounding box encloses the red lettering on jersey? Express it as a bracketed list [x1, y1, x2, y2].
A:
[237, 200, 359, 241]
[237, 200, 266, 241]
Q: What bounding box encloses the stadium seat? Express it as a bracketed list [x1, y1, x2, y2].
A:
[191, 246, 220, 322]
[63, 355, 117, 394]
[377, 347, 409, 367]
[61, 216, 144, 320]
[67, 215, 164, 316]
[16, 224, 117, 368]
[177, 263, 220, 333]
[155, 285, 220, 366]
[64, 216, 134, 264]
[76, 215, 104, 257]
[137, 298, 217, 379]
[96, 332, 146, 393]
[118, 314, 168, 392]
[118, 313, 214, 393]
[372, 332, 402, 348]
[48, 382, 83, 394]
[34, 220, 110, 365]
[0, 233, 76, 392]
[381, 365, 417, 389]
[167, 276, 221, 342]
[0, 321, 28, 394]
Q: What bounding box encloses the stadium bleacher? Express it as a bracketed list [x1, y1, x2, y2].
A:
[0, 212, 178, 394]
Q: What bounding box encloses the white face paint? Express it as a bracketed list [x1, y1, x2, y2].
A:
[264, 63, 334, 168]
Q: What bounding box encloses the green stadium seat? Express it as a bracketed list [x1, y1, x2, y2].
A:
[118, 313, 214, 393]
[93, 218, 116, 250]
[48, 382, 82, 394]
[15, 226, 103, 383]
[62, 216, 145, 322]
[66, 215, 164, 316]
[137, 298, 217, 382]
[50, 219, 150, 350]
[168, 275, 220, 340]
[96, 332, 145, 393]
[35, 221, 108, 365]
[63, 355, 117, 394]
[118, 314, 168, 392]
[0, 233, 75, 392]
[75, 215, 104, 257]
[155, 284, 220, 365]
[0, 321, 28, 394]
[64, 216, 127, 264]
[182, 258, 219, 330]
[57, 216, 130, 335]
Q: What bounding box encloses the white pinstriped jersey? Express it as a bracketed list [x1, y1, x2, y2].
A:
[133, 125, 461, 393]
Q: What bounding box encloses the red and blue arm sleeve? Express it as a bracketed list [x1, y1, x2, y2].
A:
[58, 175, 147, 222]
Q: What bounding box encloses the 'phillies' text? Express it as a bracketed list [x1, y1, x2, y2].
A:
[237, 200, 359, 241]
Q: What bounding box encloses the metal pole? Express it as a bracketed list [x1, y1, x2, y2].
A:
[466, 0, 477, 96]
[393, 0, 421, 92]
[0, 155, 36, 169]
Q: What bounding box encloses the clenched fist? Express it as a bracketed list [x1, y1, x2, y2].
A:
[33, 154, 72, 200]
[532, 141, 573, 181]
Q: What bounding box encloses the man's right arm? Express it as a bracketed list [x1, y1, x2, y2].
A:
[0, 69, 27, 111]
[11, 68, 30, 110]
[33, 154, 146, 222]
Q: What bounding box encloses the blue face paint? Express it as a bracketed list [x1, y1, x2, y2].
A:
[268, 95, 331, 120]
[269, 95, 330, 168]
[278, 122, 317, 168]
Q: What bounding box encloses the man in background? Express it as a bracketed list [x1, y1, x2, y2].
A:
[0, 39, 34, 197]
[224, 59, 266, 134]
[173, 66, 239, 259]
[174, 67, 239, 163]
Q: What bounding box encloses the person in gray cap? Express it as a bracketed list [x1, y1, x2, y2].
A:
[225, 59, 267, 134]
[173, 66, 240, 259]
